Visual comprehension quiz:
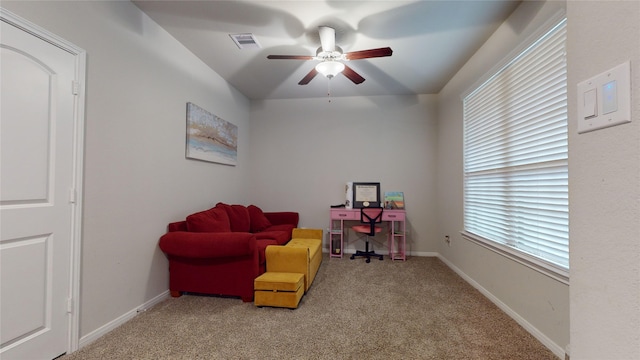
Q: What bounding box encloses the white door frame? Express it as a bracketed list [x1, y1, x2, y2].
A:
[0, 8, 85, 354]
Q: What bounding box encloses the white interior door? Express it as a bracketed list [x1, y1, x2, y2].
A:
[1, 13, 82, 360]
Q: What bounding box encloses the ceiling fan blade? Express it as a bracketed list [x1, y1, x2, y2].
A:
[345, 47, 393, 60]
[342, 65, 365, 84]
[298, 68, 319, 85]
[318, 26, 336, 52]
[267, 55, 314, 60]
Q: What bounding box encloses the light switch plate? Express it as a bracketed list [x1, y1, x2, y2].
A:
[577, 61, 631, 134]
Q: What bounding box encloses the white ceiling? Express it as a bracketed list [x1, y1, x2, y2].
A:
[133, 0, 521, 100]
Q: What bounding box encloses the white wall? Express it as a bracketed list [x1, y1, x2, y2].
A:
[436, 1, 570, 356]
[2, 1, 251, 339]
[249, 95, 438, 254]
[567, 1, 640, 359]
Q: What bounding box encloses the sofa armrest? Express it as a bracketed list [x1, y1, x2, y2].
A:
[264, 212, 299, 227]
[159, 232, 256, 259]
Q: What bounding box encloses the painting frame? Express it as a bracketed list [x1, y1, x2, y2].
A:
[186, 102, 238, 166]
[384, 191, 405, 209]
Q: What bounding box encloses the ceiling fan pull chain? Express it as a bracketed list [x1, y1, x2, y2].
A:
[327, 78, 332, 102]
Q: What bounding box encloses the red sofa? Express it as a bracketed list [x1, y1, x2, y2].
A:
[159, 203, 299, 302]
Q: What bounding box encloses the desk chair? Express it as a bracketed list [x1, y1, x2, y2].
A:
[350, 207, 384, 263]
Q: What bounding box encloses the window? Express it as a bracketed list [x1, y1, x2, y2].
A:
[463, 18, 568, 281]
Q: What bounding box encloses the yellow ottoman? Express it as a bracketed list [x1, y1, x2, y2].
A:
[254, 272, 304, 309]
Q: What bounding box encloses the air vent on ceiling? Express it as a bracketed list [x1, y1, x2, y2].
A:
[229, 33, 261, 49]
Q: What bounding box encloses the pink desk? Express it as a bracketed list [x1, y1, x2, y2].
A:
[329, 208, 406, 261]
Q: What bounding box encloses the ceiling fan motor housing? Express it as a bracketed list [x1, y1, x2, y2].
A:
[315, 46, 345, 61]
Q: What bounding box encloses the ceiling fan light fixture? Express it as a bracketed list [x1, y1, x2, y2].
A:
[315, 61, 345, 78]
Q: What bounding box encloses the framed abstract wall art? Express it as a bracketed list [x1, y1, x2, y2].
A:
[186, 102, 238, 166]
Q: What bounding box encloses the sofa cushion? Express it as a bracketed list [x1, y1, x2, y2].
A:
[248, 205, 272, 233]
[262, 224, 295, 241]
[186, 207, 231, 233]
[167, 221, 188, 232]
[216, 203, 250, 233]
[254, 231, 290, 245]
[287, 238, 322, 261]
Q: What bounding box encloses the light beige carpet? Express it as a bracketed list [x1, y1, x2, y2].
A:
[62, 255, 558, 359]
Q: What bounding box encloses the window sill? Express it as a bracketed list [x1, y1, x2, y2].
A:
[460, 231, 569, 285]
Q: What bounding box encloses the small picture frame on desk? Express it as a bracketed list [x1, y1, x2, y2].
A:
[352, 182, 381, 208]
[384, 191, 405, 209]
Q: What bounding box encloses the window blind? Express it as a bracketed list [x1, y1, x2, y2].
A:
[463, 19, 568, 271]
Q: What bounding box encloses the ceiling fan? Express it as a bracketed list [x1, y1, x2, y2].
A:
[267, 26, 392, 85]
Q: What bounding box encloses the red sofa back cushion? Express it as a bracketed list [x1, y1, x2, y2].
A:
[248, 205, 272, 232]
[186, 207, 231, 233]
[216, 203, 251, 233]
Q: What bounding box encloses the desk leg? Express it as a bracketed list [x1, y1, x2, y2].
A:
[389, 220, 406, 261]
[388, 224, 394, 258]
[329, 217, 344, 258]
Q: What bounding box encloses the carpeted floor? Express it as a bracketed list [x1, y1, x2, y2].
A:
[61, 255, 558, 359]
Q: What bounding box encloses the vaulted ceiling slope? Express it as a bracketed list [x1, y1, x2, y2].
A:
[133, 0, 521, 100]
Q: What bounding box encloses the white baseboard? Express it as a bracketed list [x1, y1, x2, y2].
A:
[437, 255, 565, 359]
[78, 290, 170, 349]
[409, 251, 438, 257]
